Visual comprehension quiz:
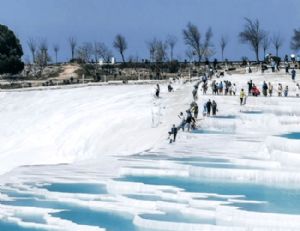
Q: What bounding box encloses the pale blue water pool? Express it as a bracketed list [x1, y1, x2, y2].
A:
[117, 175, 300, 215]
[52, 206, 137, 231]
[131, 154, 229, 163]
[41, 182, 107, 194]
[214, 115, 237, 119]
[241, 110, 263, 114]
[193, 129, 233, 134]
[140, 211, 214, 224]
[180, 161, 261, 169]
[129, 155, 260, 170]
[1, 193, 138, 231]
[0, 221, 44, 231]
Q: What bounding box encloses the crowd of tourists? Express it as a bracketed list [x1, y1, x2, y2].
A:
[168, 80, 219, 143]
[166, 59, 300, 143]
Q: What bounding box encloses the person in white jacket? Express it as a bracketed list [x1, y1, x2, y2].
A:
[178, 112, 186, 131]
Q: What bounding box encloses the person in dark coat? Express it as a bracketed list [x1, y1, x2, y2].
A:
[155, 84, 160, 97]
[291, 68, 296, 81]
[247, 80, 253, 95]
[206, 99, 212, 116]
[185, 110, 192, 131]
[262, 81, 268, 97]
[168, 124, 178, 143]
[212, 100, 218, 116]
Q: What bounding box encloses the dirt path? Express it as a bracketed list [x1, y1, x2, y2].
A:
[54, 64, 80, 80]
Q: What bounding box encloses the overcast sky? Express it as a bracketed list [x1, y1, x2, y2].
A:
[1, 0, 300, 62]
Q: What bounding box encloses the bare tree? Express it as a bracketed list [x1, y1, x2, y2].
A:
[291, 29, 300, 51]
[53, 44, 60, 64]
[154, 40, 168, 63]
[93, 42, 101, 62]
[183, 23, 214, 62]
[219, 35, 228, 61]
[76, 42, 93, 63]
[166, 35, 177, 61]
[27, 38, 37, 63]
[202, 27, 214, 60]
[183, 22, 202, 62]
[68, 37, 77, 60]
[147, 39, 167, 63]
[272, 33, 283, 57]
[94, 42, 113, 63]
[239, 18, 266, 61]
[147, 39, 157, 62]
[35, 39, 51, 76]
[113, 34, 127, 63]
[262, 34, 270, 58]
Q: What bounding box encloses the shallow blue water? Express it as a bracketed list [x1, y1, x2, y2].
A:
[1, 197, 67, 210]
[52, 206, 137, 231]
[132, 155, 229, 163]
[193, 129, 233, 134]
[280, 132, 300, 140]
[0, 221, 43, 231]
[140, 211, 214, 224]
[41, 182, 107, 194]
[1, 195, 137, 231]
[125, 194, 162, 201]
[171, 156, 229, 163]
[180, 161, 260, 169]
[117, 176, 300, 215]
[214, 115, 237, 119]
[241, 110, 263, 114]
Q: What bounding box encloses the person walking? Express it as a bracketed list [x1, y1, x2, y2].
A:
[192, 87, 198, 101]
[278, 83, 283, 97]
[203, 103, 207, 116]
[240, 89, 246, 105]
[268, 82, 273, 97]
[169, 124, 178, 143]
[285, 61, 289, 74]
[212, 100, 218, 116]
[206, 99, 212, 116]
[284, 86, 289, 97]
[247, 80, 253, 95]
[262, 81, 268, 97]
[168, 83, 173, 92]
[178, 112, 186, 131]
[191, 102, 199, 119]
[155, 84, 160, 98]
[185, 110, 192, 131]
[218, 81, 223, 95]
[291, 68, 296, 81]
[232, 83, 237, 96]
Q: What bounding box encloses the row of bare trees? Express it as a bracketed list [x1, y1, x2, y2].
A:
[26, 19, 300, 65]
[27, 34, 128, 64]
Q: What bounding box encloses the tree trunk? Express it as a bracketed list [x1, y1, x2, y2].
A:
[255, 47, 259, 62]
[221, 49, 224, 61]
[121, 52, 125, 63]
